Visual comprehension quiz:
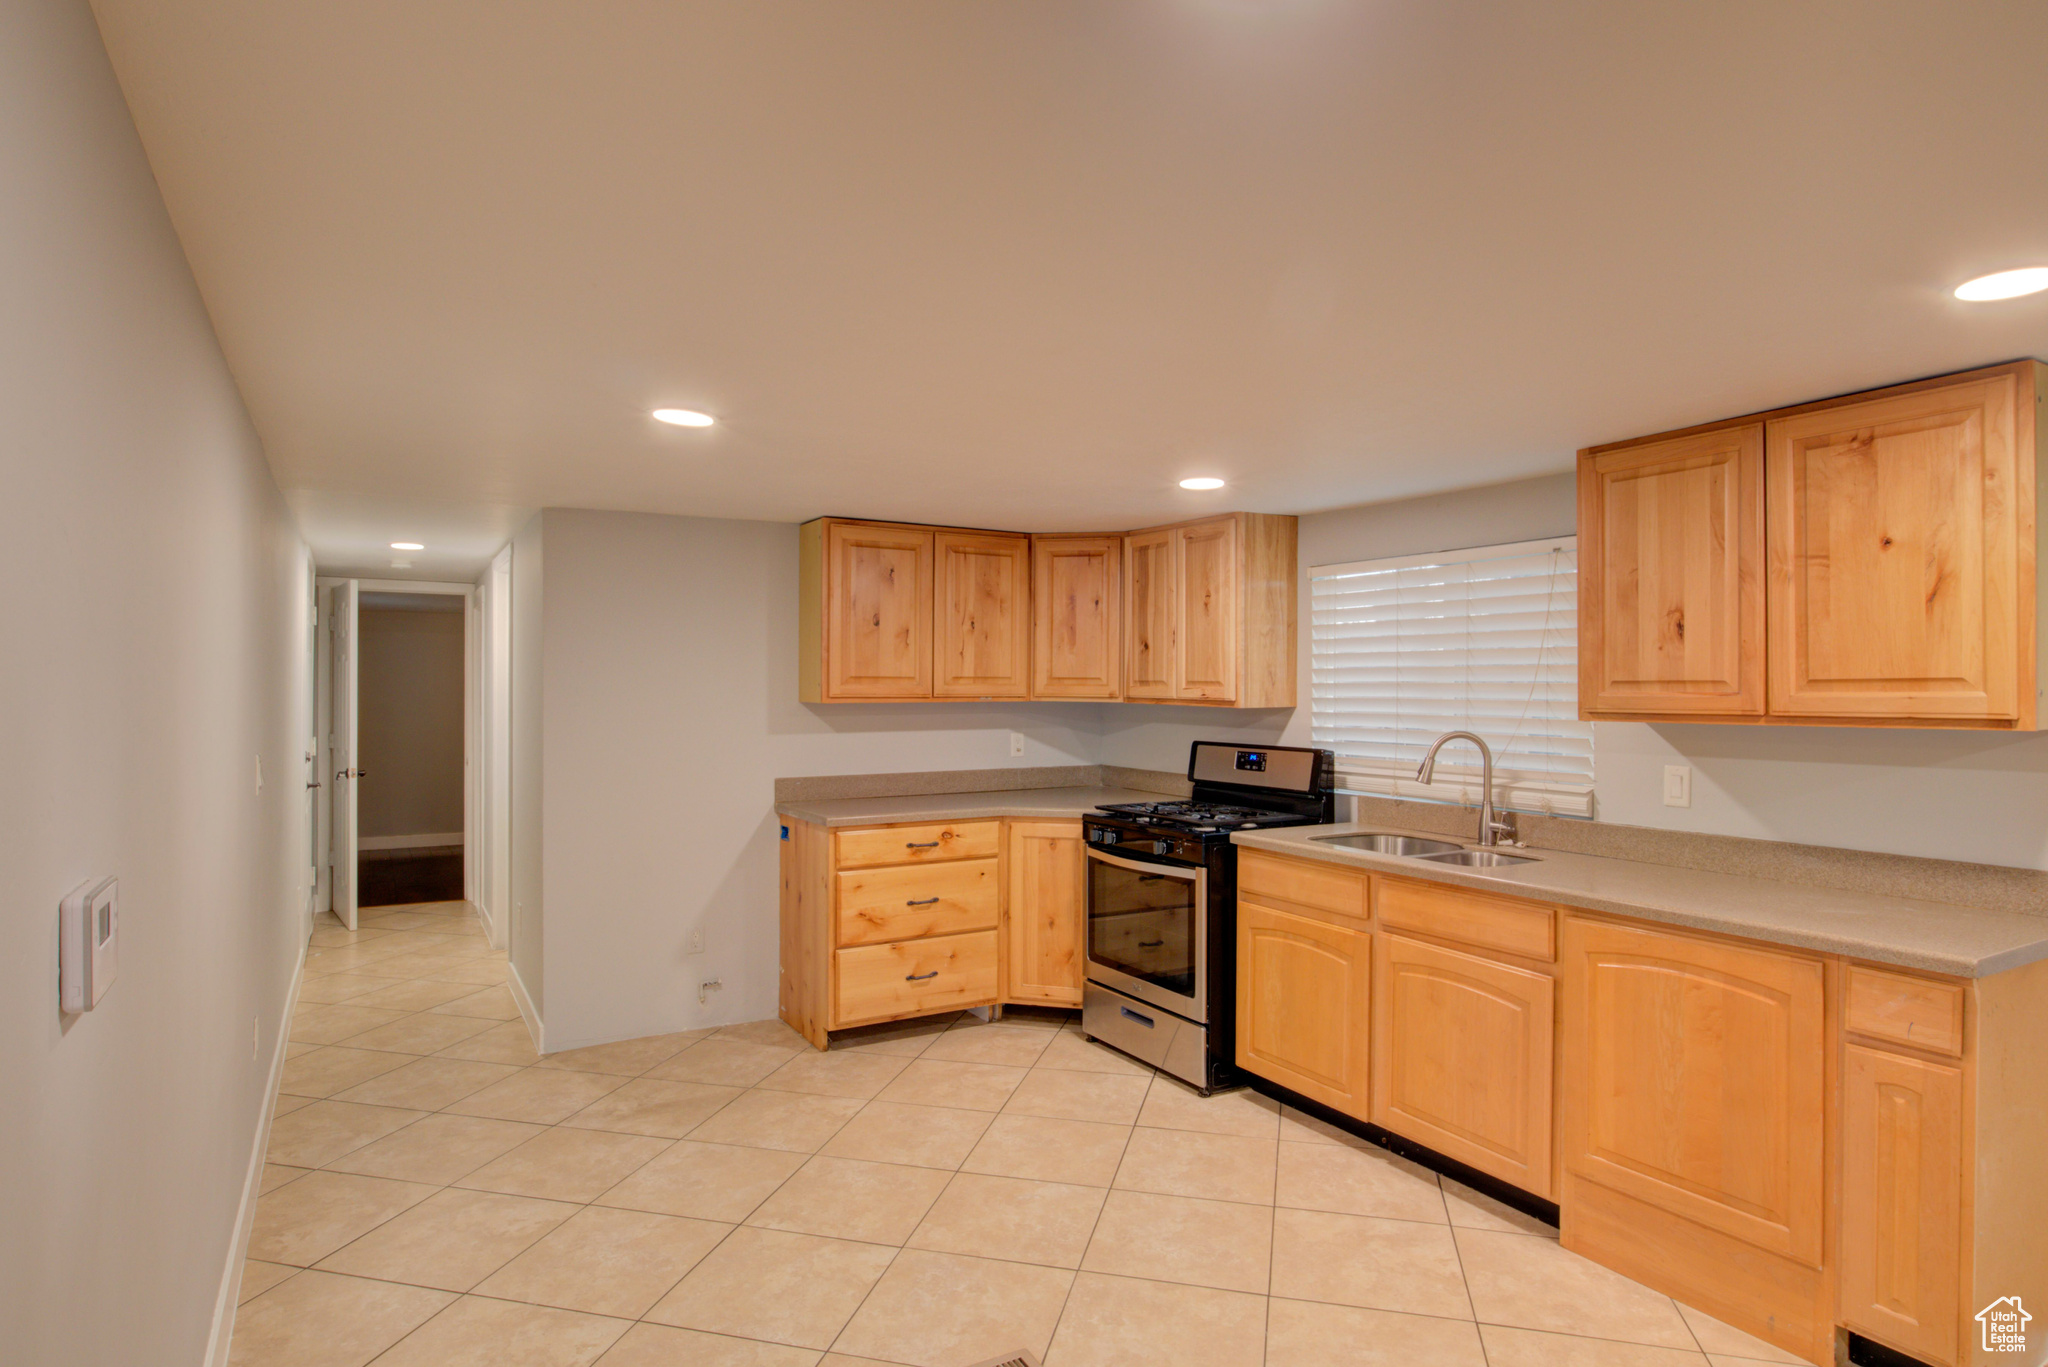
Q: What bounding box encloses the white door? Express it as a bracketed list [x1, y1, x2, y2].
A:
[332, 580, 361, 930]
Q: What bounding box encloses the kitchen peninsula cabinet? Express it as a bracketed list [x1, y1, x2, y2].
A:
[1579, 360, 2046, 729]
[780, 813, 1088, 1044]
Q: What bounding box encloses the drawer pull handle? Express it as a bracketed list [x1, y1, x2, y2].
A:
[1138, 939, 1164, 948]
[906, 897, 940, 906]
[1120, 1006, 1155, 1028]
[905, 841, 941, 849]
[905, 970, 939, 982]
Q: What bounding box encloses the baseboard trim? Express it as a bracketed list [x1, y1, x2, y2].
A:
[202, 930, 308, 1367]
[508, 960, 544, 1054]
[359, 832, 464, 852]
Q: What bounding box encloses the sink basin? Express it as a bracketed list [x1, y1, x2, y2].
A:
[1312, 833, 1464, 857]
[1417, 848, 1539, 867]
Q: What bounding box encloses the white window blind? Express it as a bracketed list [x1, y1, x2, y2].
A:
[1309, 537, 1594, 818]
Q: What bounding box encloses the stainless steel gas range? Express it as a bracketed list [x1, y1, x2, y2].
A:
[1081, 742, 1335, 1092]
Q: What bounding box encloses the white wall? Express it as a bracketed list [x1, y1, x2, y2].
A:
[534, 509, 1099, 1050]
[358, 602, 465, 839]
[510, 514, 546, 1012]
[0, 0, 310, 1360]
[1101, 471, 2048, 872]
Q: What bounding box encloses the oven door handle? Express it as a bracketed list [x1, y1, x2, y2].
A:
[1084, 844, 1201, 876]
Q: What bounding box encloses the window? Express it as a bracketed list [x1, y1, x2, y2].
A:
[1309, 537, 1593, 817]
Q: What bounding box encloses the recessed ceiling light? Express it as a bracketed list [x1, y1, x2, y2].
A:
[1179, 477, 1227, 491]
[652, 408, 716, 427]
[1954, 268, 2048, 301]
[390, 542, 424, 551]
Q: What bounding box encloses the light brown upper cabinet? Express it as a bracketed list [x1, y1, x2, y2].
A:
[1124, 513, 1297, 708]
[1030, 535, 1121, 699]
[802, 511, 1296, 707]
[1767, 370, 2030, 723]
[934, 531, 1031, 699]
[1579, 360, 2045, 728]
[1579, 425, 1765, 716]
[1124, 527, 1177, 699]
[802, 519, 934, 701]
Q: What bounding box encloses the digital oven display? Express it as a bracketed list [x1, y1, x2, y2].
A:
[1236, 751, 1267, 772]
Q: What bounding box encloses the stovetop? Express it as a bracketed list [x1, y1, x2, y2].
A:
[1093, 800, 1321, 834]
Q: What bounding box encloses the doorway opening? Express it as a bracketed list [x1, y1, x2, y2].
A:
[316, 575, 492, 936]
[356, 591, 466, 906]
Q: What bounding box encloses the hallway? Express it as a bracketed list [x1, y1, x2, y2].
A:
[231, 904, 1799, 1367]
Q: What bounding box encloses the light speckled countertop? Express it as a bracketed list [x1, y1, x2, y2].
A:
[1235, 823, 2048, 978]
[776, 786, 1173, 828]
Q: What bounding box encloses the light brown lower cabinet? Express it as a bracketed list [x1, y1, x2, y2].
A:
[1003, 819, 1085, 1007]
[1839, 1043, 1963, 1365]
[1235, 899, 1370, 1115]
[780, 815, 1087, 1047]
[1560, 915, 1832, 1363]
[1223, 850, 2048, 1367]
[1371, 932, 1553, 1198]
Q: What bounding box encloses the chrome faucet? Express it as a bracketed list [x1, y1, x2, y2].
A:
[1415, 731, 1513, 846]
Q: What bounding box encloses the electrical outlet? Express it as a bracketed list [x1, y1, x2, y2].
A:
[1662, 764, 1693, 808]
[688, 929, 705, 955]
[1009, 731, 1025, 758]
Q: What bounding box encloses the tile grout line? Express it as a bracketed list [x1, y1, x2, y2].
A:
[1039, 1067, 1153, 1365]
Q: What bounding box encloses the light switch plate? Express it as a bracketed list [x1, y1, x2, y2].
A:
[1662, 764, 1693, 808]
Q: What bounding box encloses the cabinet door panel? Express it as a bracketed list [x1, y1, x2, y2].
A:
[1125, 529, 1177, 698]
[1766, 374, 2021, 720]
[826, 523, 932, 699]
[1004, 820, 1085, 1006]
[934, 532, 1030, 698]
[1032, 536, 1121, 699]
[1581, 426, 1764, 715]
[1236, 900, 1369, 1116]
[1561, 917, 1825, 1264]
[1373, 934, 1555, 1196]
[1840, 1044, 1963, 1366]
[1176, 519, 1238, 701]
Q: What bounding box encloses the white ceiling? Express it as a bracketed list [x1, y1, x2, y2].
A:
[90, 0, 2048, 579]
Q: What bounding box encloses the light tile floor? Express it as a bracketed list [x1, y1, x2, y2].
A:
[234, 900, 1810, 1367]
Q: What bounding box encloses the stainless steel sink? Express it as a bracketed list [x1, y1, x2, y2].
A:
[1417, 848, 1539, 867]
[1311, 833, 1464, 857]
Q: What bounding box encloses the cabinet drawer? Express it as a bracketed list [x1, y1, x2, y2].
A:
[1378, 877, 1554, 962]
[834, 930, 998, 1025]
[835, 820, 1000, 869]
[1238, 850, 1369, 925]
[1845, 966, 1964, 1058]
[836, 859, 998, 946]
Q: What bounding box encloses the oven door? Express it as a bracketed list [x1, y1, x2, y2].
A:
[1084, 845, 1207, 1021]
